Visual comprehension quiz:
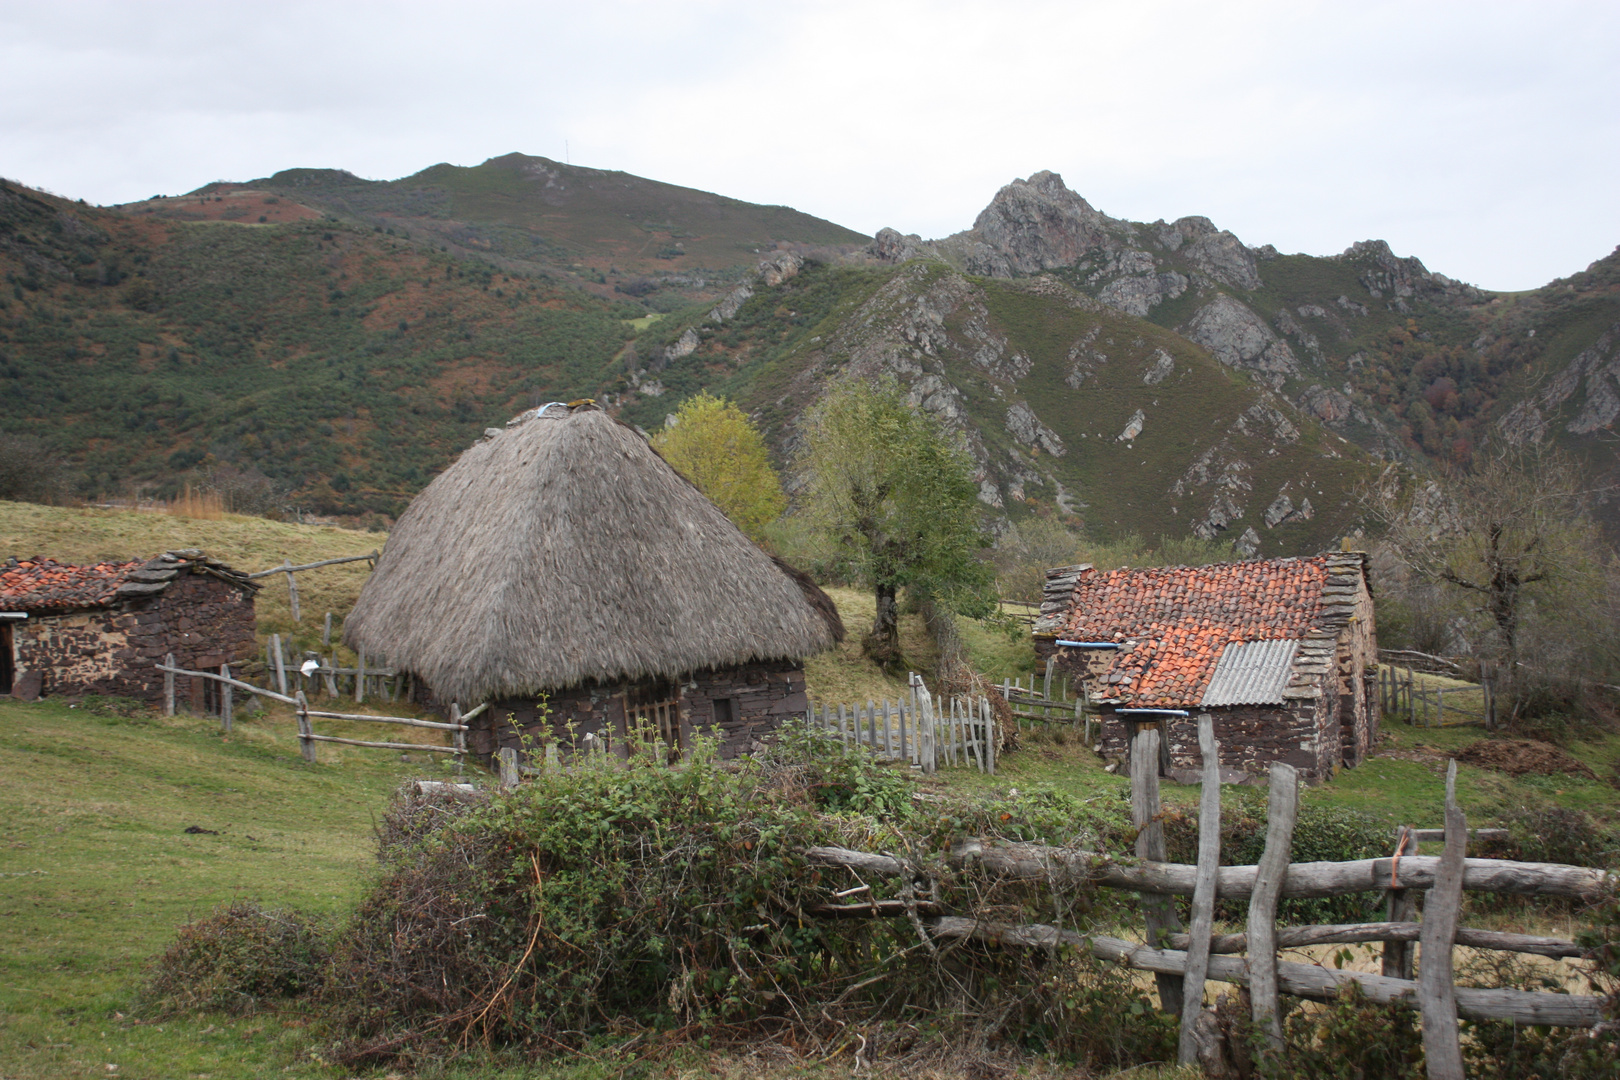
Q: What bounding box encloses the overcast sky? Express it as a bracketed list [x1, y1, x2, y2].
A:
[2, 1, 1615, 291]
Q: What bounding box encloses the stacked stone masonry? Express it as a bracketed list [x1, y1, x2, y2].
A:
[469, 659, 810, 764]
[3, 556, 257, 704]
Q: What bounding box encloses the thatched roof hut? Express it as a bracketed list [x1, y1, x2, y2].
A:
[345, 402, 842, 706]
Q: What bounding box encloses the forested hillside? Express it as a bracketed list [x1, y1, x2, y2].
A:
[5, 162, 1619, 545]
[1, 180, 636, 519]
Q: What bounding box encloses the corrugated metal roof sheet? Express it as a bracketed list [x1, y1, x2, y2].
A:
[1200, 639, 1300, 707]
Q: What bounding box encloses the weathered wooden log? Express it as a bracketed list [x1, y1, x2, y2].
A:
[412, 780, 479, 796]
[806, 847, 906, 876]
[1132, 725, 1184, 1014]
[809, 842, 1612, 900]
[1002, 849, 1609, 901]
[1384, 825, 1416, 979]
[246, 551, 378, 579]
[307, 734, 463, 753]
[808, 844, 1613, 900]
[294, 690, 315, 763]
[1163, 922, 1586, 960]
[155, 663, 297, 705]
[1248, 762, 1299, 1051]
[302, 709, 466, 731]
[1420, 761, 1466, 1080]
[928, 918, 1605, 1027]
[1179, 715, 1222, 1067]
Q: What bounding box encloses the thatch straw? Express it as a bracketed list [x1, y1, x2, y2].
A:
[344, 404, 843, 704]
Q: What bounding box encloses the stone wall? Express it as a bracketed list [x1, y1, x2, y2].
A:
[12, 570, 257, 702]
[1099, 679, 1342, 784]
[471, 659, 809, 764]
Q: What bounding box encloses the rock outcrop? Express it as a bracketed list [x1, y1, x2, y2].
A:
[1182, 295, 1299, 389]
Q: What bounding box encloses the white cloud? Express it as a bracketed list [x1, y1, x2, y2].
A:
[1, 0, 1614, 289]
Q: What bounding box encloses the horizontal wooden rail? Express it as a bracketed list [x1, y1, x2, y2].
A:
[805, 844, 1613, 900]
[155, 662, 296, 705]
[304, 709, 465, 731]
[246, 552, 378, 579]
[1161, 921, 1586, 960]
[928, 918, 1604, 1028]
[306, 734, 463, 753]
[1404, 827, 1507, 844]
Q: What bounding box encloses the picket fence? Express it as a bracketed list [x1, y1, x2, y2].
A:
[806, 672, 996, 775]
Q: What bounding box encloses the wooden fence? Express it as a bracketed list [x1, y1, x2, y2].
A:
[1378, 663, 1497, 729]
[807, 713, 1611, 1077]
[1001, 655, 1088, 735]
[807, 672, 996, 775]
[246, 551, 378, 625]
[155, 655, 476, 769]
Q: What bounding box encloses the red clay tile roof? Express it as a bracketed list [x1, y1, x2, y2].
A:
[0, 557, 144, 613]
[1061, 556, 1330, 708]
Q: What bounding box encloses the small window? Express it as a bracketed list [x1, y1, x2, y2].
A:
[712, 698, 734, 728]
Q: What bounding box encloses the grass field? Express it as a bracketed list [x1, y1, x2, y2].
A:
[4, 504, 1618, 1076]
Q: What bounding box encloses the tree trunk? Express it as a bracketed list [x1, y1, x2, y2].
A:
[864, 581, 902, 668]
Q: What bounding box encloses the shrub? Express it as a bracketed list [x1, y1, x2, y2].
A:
[320, 742, 1158, 1068]
[142, 902, 328, 1016]
[1165, 794, 1392, 923]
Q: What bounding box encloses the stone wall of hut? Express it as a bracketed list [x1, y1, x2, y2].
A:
[12, 571, 256, 702]
[472, 659, 810, 765]
[1099, 680, 1344, 784]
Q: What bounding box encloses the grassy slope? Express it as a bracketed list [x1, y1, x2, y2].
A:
[0, 697, 449, 1080]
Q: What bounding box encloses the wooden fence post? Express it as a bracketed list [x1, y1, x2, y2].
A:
[356, 650, 366, 704]
[282, 559, 300, 624]
[163, 652, 176, 716]
[450, 703, 464, 776]
[982, 695, 996, 776]
[1383, 825, 1416, 980]
[913, 673, 937, 775]
[271, 634, 287, 697]
[1420, 761, 1466, 1080]
[1248, 761, 1299, 1054]
[322, 612, 332, 649]
[1131, 723, 1183, 1014]
[1043, 655, 1054, 701]
[219, 663, 233, 733]
[295, 691, 316, 763]
[1178, 713, 1222, 1065]
[498, 745, 519, 791]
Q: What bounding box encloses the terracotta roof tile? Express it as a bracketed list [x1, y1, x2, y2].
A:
[1061, 556, 1332, 708]
[0, 557, 144, 612]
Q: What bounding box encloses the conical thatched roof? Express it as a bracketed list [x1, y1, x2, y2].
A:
[344, 403, 843, 705]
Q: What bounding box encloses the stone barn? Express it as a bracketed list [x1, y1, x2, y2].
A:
[343, 401, 845, 764]
[1, 550, 259, 705]
[1033, 551, 1377, 783]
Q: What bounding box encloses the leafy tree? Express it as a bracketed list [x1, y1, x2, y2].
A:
[650, 392, 786, 543]
[1367, 445, 1620, 717]
[796, 377, 993, 666]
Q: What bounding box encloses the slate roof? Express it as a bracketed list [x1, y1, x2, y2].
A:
[0, 550, 257, 613]
[1035, 553, 1368, 709]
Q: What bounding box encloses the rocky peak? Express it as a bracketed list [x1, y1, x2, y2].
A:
[964, 171, 1118, 276]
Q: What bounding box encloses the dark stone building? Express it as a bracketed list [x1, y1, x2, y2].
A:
[1033, 551, 1377, 784]
[1, 550, 259, 705]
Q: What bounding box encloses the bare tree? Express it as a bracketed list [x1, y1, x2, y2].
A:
[1366, 445, 1620, 714]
